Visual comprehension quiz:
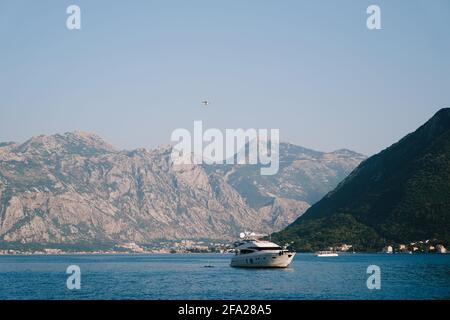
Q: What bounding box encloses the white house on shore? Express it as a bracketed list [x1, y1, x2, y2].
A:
[383, 246, 393, 254]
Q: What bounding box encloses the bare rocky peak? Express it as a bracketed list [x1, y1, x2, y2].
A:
[14, 131, 117, 156]
[328, 148, 366, 158]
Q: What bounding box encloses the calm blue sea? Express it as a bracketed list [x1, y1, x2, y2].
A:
[0, 253, 449, 300]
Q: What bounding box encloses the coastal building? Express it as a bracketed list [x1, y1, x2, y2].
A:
[337, 244, 353, 252]
[116, 242, 145, 253]
[436, 245, 447, 254]
[383, 246, 393, 254]
[44, 248, 63, 254]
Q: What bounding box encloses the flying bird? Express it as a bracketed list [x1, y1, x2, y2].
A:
[202, 100, 209, 107]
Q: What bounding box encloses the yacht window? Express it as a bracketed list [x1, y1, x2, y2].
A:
[249, 247, 282, 251]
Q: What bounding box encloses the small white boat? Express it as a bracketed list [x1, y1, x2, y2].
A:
[231, 232, 295, 268]
[315, 251, 339, 257]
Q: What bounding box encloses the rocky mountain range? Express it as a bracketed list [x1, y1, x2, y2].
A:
[0, 132, 365, 244]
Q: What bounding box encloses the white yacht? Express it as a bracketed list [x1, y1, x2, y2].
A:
[315, 251, 339, 257]
[230, 233, 296, 268]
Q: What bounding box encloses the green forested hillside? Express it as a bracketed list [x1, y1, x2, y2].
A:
[274, 108, 450, 251]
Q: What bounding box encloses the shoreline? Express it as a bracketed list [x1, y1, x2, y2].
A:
[0, 251, 448, 257]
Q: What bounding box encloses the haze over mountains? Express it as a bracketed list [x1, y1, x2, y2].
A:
[275, 108, 450, 251]
[0, 132, 364, 244]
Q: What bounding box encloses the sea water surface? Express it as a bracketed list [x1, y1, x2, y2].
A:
[0, 253, 449, 300]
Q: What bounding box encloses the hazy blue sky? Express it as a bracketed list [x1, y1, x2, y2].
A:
[1, 0, 449, 155]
